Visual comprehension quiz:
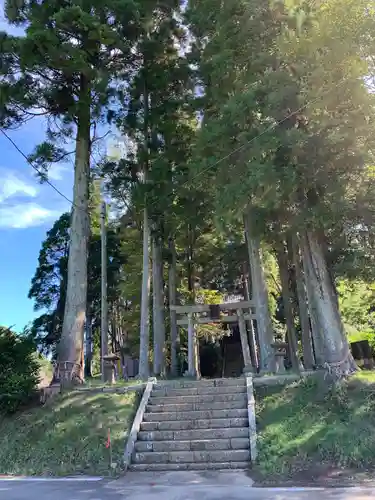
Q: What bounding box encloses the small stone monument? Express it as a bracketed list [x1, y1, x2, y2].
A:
[102, 353, 120, 384]
[271, 342, 287, 373]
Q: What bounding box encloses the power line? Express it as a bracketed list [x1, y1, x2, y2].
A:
[183, 77, 351, 189]
[0, 74, 353, 218]
[144, 74, 353, 214]
[0, 128, 76, 207]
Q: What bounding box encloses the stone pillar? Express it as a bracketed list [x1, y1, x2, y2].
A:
[248, 316, 259, 372]
[187, 312, 196, 377]
[245, 374, 257, 461]
[237, 309, 253, 373]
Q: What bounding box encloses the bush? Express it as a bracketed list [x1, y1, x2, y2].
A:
[0, 327, 40, 414]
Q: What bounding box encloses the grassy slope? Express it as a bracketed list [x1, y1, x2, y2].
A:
[254, 371, 375, 481]
[0, 390, 137, 476]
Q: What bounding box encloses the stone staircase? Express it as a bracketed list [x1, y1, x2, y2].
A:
[129, 377, 251, 471]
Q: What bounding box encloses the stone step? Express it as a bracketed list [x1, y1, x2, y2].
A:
[149, 393, 247, 406]
[133, 449, 250, 464]
[152, 385, 246, 398]
[147, 399, 246, 412]
[135, 437, 250, 452]
[140, 417, 248, 432]
[137, 426, 250, 442]
[128, 462, 250, 472]
[143, 408, 248, 422]
[154, 378, 245, 390]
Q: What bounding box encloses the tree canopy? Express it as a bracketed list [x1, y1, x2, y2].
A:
[2, 0, 375, 381]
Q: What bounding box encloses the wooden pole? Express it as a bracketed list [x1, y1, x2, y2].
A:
[152, 235, 166, 376]
[138, 71, 151, 380]
[101, 200, 109, 382]
[139, 206, 151, 379]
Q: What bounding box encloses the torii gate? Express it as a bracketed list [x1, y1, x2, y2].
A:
[170, 301, 258, 377]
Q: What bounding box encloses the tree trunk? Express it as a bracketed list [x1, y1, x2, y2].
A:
[276, 241, 300, 373]
[152, 235, 166, 376]
[138, 207, 151, 379]
[300, 230, 358, 377]
[138, 70, 151, 380]
[187, 223, 195, 299]
[244, 213, 274, 372]
[84, 309, 93, 378]
[291, 235, 315, 370]
[168, 237, 179, 377]
[100, 201, 109, 382]
[58, 75, 90, 385]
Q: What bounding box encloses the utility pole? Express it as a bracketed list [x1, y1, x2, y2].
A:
[101, 200, 109, 382]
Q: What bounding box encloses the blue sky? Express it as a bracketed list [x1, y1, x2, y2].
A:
[0, 119, 73, 332]
[0, 3, 73, 331]
[0, 1, 120, 333]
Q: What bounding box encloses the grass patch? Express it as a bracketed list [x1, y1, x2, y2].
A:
[254, 371, 375, 481]
[0, 390, 138, 477]
[81, 375, 140, 389]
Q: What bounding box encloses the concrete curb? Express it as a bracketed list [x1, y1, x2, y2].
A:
[245, 374, 257, 461]
[123, 377, 157, 471]
[0, 476, 103, 482]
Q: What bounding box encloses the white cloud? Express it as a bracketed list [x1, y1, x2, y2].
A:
[0, 171, 67, 229]
[48, 164, 68, 181]
[0, 202, 61, 229]
[0, 173, 38, 202]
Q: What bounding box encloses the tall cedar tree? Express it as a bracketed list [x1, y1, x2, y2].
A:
[28, 211, 124, 359]
[187, 0, 375, 375]
[0, 0, 141, 382]
[103, 0, 199, 377]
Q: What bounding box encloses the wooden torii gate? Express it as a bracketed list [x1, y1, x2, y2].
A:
[170, 301, 257, 378]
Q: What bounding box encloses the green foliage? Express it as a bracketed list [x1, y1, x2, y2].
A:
[28, 212, 125, 357]
[338, 279, 375, 332]
[187, 0, 375, 243]
[116, 224, 143, 355]
[1, 0, 141, 178]
[255, 373, 375, 479]
[6, 0, 375, 386]
[28, 213, 70, 355]
[0, 327, 40, 415]
[337, 279, 375, 349]
[0, 390, 137, 476]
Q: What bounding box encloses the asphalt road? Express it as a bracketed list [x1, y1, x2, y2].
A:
[1, 472, 375, 500]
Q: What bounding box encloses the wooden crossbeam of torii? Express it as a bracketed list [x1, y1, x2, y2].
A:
[170, 301, 257, 378]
